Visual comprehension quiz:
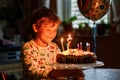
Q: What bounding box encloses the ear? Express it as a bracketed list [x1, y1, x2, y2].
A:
[32, 24, 38, 32]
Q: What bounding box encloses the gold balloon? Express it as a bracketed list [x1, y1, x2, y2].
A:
[77, 0, 110, 21]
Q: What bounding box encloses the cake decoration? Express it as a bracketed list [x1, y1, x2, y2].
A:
[58, 34, 97, 64]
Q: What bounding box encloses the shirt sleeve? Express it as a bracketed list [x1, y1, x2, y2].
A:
[20, 43, 53, 79]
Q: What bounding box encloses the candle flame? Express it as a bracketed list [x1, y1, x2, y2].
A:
[68, 34, 70, 37]
[67, 34, 72, 41]
[61, 37, 64, 42]
[80, 42, 82, 45]
[86, 42, 89, 46]
[61, 37, 64, 51]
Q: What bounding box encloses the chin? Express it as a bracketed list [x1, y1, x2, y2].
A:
[46, 40, 52, 43]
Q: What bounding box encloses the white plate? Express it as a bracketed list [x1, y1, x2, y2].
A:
[49, 61, 104, 70]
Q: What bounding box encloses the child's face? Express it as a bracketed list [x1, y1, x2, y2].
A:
[34, 21, 59, 45]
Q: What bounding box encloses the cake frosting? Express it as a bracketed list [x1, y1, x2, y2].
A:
[56, 49, 97, 64]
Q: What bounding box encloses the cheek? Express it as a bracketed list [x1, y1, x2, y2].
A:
[53, 32, 57, 36]
[40, 31, 49, 38]
[39, 30, 45, 34]
[49, 31, 57, 36]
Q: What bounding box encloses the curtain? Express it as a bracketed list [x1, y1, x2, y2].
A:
[50, 0, 57, 13]
[38, 0, 50, 8]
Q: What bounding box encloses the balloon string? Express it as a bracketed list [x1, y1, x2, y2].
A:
[93, 22, 96, 54]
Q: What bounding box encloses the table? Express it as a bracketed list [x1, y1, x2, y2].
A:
[84, 68, 120, 80]
[1, 63, 120, 80]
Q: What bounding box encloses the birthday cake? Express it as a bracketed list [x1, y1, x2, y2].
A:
[56, 49, 97, 64]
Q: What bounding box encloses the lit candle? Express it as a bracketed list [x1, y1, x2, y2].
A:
[67, 34, 72, 41]
[77, 42, 82, 50]
[77, 43, 80, 50]
[80, 42, 82, 50]
[67, 34, 72, 50]
[61, 37, 64, 51]
[86, 42, 90, 51]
